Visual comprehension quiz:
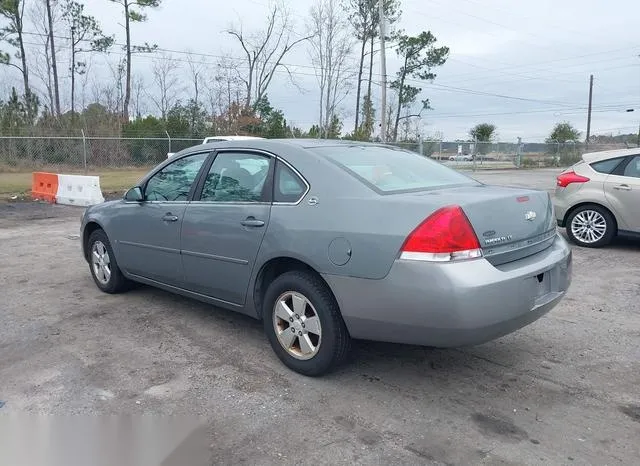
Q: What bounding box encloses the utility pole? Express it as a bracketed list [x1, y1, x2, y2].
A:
[637, 55, 640, 147]
[379, 0, 387, 142]
[586, 74, 593, 149]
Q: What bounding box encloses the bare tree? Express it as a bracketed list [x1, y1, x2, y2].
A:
[78, 54, 95, 110]
[400, 110, 420, 142]
[384, 91, 396, 142]
[27, 0, 56, 113]
[91, 79, 117, 114]
[106, 0, 161, 121]
[308, 0, 354, 138]
[63, 0, 114, 117]
[227, 0, 311, 109]
[204, 57, 244, 117]
[131, 74, 146, 118]
[92, 58, 126, 114]
[186, 52, 207, 109]
[148, 53, 182, 119]
[44, 0, 61, 116]
[203, 77, 223, 123]
[36, 35, 55, 114]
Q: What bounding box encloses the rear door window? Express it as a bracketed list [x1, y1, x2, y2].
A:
[311, 145, 476, 194]
[622, 156, 640, 178]
[199, 152, 272, 202]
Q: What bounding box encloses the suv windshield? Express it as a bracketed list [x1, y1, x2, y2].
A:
[311, 145, 477, 194]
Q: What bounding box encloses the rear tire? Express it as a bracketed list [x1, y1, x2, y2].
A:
[87, 229, 129, 293]
[262, 271, 351, 376]
[566, 204, 616, 248]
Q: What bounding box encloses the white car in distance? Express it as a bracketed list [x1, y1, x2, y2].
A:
[168, 135, 264, 158]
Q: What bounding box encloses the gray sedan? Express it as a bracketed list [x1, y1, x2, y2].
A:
[80, 139, 572, 376]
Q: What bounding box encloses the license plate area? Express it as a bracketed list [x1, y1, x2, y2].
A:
[535, 271, 551, 297]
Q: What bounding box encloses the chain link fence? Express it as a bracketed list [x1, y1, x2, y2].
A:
[0, 136, 202, 172]
[0, 136, 634, 173]
[385, 140, 633, 170]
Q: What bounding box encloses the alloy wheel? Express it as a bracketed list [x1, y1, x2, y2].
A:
[273, 291, 322, 360]
[91, 240, 112, 285]
[571, 210, 607, 244]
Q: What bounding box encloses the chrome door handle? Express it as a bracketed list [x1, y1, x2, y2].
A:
[613, 184, 631, 191]
[241, 218, 265, 227]
[162, 213, 179, 222]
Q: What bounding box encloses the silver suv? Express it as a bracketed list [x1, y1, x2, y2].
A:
[554, 148, 640, 247]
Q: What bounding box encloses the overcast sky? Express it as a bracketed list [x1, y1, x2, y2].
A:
[5, 0, 640, 141]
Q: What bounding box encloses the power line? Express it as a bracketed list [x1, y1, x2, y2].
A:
[456, 0, 640, 50]
[440, 55, 639, 87]
[423, 0, 549, 44]
[446, 57, 577, 85]
[14, 30, 639, 115]
[21, 29, 637, 95]
[17, 35, 579, 110]
[406, 80, 579, 107]
[427, 103, 640, 119]
[435, 47, 639, 85]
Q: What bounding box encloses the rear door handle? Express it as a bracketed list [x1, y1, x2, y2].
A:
[613, 184, 632, 191]
[241, 218, 265, 227]
[162, 213, 179, 222]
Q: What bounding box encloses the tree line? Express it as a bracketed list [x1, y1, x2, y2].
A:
[0, 0, 454, 143]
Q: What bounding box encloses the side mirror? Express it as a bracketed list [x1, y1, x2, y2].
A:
[124, 186, 144, 202]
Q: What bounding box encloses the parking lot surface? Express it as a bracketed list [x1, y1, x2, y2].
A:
[1, 169, 639, 465]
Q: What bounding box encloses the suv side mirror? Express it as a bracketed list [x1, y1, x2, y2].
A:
[124, 186, 144, 202]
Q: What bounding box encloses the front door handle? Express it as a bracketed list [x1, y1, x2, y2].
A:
[241, 217, 265, 227]
[613, 184, 632, 191]
[162, 213, 179, 222]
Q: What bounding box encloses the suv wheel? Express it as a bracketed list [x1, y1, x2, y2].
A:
[566, 205, 615, 248]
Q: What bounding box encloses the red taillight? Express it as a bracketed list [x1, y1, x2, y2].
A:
[557, 171, 589, 188]
[401, 205, 482, 262]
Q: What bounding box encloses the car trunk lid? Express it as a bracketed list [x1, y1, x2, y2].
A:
[400, 185, 556, 265]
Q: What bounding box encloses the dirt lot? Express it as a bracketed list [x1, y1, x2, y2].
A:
[1, 169, 639, 465]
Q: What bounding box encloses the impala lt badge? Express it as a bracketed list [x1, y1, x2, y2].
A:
[484, 235, 513, 245]
[525, 211, 537, 221]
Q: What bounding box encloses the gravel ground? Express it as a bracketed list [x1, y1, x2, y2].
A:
[1, 169, 639, 465]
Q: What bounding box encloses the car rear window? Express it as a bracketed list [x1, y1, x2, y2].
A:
[311, 145, 476, 193]
[590, 157, 625, 174]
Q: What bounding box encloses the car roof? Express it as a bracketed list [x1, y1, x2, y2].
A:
[173, 138, 403, 162]
[203, 135, 264, 141]
[194, 138, 383, 151]
[582, 147, 640, 164]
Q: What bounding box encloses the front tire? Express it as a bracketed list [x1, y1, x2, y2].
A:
[566, 204, 616, 248]
[262, 271, 351, 376]
[87, 229, 129, 293]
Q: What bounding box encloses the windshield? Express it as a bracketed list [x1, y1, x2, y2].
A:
[311, 145, 477, 194]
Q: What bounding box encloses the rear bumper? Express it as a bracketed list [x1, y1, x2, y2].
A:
[323, 233, 572, 348]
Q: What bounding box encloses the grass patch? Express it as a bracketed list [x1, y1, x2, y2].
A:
[0, 168, 150, 196]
